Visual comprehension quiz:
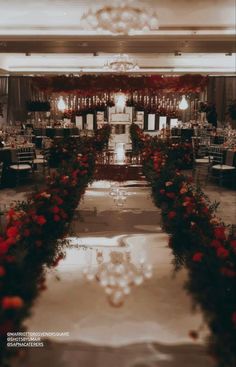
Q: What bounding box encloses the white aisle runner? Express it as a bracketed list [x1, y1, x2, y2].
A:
[20, 180, 213, 367]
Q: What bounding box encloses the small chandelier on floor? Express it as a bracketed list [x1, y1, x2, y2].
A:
[104, 54, 139, 72]
[80, 1, 159, 34]
[84, 250, 153, 307]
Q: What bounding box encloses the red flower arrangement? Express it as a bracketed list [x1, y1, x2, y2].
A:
[33, 74, 207, 95]
[130, 123, 236, 367]
[192, 252, 204, 262]
[0, 125, 111, 364]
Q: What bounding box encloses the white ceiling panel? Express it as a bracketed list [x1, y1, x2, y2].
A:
[0, 0, 235, 75]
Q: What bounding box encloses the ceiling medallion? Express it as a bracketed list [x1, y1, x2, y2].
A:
[104, 54, 140, 72]
[81, 1, 159, 34]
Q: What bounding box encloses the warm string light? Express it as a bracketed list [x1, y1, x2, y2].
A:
[52, 92, 198, 120]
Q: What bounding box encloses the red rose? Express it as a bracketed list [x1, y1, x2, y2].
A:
[52, 206, 60, 214]
[2, 296, 24, 310]
[184, 196, 192, 202]
[5, 237, 17, 246]
[220, 267, 236, 277]
[0, 266, 6, 277]
[6, 226, 19, 238]
[168, 211, 176, 219]
[214, 227, 226, 240]
[216, 246, 229, 259]
[7, 208, 17, 219]
[192, 252, 204, 262]
[210, 239, 221, 248]
[159, 189, 165, 195]
[35, 215, 46, 226]
[54, 215, 60, 222]
[0, 241, 10, 256]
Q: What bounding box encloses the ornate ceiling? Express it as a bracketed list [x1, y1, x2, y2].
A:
[0, 0, 235, 75]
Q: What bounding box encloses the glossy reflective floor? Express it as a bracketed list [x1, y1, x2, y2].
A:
[1, 173, 235, 367]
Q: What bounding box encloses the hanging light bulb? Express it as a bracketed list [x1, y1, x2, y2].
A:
[179, 95, 188, 110]
[57, 96, 66, 112]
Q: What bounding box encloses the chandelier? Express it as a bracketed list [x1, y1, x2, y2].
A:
[104, 54, 139, 72]
[80, 2, 159, 34]
[84, 250, 153, 307]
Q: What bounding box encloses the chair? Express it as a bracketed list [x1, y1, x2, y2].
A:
[33, 138, 51, 175]
[208, 145, 236, 186]
[192, 137, 211, 183]
[9, 146, 35, 184]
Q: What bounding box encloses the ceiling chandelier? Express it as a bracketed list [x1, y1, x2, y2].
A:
[104, 54, 139, 72]
[80, 2, 159, 34]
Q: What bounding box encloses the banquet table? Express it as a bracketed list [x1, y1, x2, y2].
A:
[34, 127, 80, 138]
[171, 128, 194, 141]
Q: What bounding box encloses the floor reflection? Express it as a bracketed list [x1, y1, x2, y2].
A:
[12, 340, 214, 367]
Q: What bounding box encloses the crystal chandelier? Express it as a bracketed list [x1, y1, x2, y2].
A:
[179, 95, 189, 110]
[84, 249, 153, 307]
[80, 2, 159, 34]
[104, 54, 139, 72]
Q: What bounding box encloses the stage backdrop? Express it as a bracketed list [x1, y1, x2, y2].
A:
[0, 75, 235, 125]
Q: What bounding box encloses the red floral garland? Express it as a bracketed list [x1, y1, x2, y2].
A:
[130, 124, 236, 367]
[33, 74, 208, 95]
[0, 126, 110, 364]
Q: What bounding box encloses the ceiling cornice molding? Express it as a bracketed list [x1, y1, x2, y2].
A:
[0, 31, 235, 42]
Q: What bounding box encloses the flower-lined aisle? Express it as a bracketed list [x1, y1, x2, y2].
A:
[130, 124, 236, 367]
[0, 126, 110, 366]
